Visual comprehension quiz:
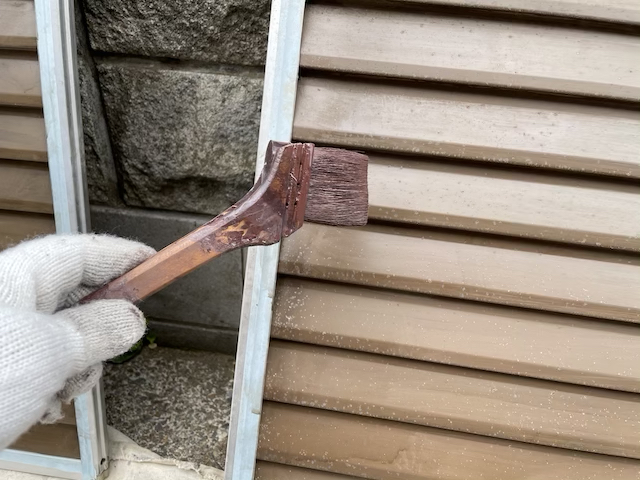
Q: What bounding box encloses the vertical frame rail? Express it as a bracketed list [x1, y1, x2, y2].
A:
[225, 0, 307, 479]
[0, 1, 107, 479]
[35, 0, 107, 477]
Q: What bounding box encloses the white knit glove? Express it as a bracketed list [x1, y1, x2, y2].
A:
[0, 234, 155, 450]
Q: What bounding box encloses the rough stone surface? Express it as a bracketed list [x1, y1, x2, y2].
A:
[75, 1, 122, 206]
[103, 346, 235, 469]
[97, 62, 262, 215]
[83, 0, 270, 66]
[91, 206, 243, 348]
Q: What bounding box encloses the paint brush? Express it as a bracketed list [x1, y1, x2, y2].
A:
[82, 141, 368, 304]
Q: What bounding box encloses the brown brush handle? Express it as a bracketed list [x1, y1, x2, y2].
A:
[81, 141, 312, 304]
[81, 191, 284, 304]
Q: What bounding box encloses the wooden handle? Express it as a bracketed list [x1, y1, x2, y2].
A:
[82, 199, 280, 303]
[81, 142, 313, 304]
[81, 225, 218, 303]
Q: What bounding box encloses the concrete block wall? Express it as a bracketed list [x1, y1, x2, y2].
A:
[75, 0, 270, 353]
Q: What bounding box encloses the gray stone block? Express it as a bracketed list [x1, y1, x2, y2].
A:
[148, 320, 238, 355]
[83, 0, 269, 66]
[91, 206, 243, 347]
[97, 62, 262, 215]
[75, 0, 121, 206]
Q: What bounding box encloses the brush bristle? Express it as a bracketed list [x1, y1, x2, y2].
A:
[305, 147, 369, 226]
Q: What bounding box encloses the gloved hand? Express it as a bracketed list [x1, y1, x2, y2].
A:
[0, 234, 155, 450]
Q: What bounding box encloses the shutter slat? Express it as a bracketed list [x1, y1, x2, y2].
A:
[388, 0, 640, 25]
[258, 402, 640, 480]
[368, 155, 640, 251]
[301, 5, 640, 101]
[0, 55, 41, 107]
[0, 160, 53, 214]
[279, 223, 640, 323]
[256, 462, 359, 480]
[0, 1, 38, 51]
[273, 278, 640, 392]
[0, 112, 47, 162]
[266, 341, 640, 458]
[0, 210, 55, 250]
[294, 77, 640, 178]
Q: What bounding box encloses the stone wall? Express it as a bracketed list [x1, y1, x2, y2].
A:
[76, 0, 270, 353]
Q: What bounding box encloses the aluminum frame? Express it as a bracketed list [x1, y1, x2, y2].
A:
[224, 0, 307, 478]
[0, 1, 107, 479]
[0, 450, 81, 480]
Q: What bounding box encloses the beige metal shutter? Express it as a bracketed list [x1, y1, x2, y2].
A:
[0, 0, 79, 460]
[256, 1, 640, 478]
[0, 0, 55, 249]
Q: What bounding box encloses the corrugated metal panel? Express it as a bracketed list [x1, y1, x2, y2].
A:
[257, 0, 640, 477]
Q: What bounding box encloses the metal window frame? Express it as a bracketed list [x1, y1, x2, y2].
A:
[0, 0, 108, 479]
[224, 0, 306, 479]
